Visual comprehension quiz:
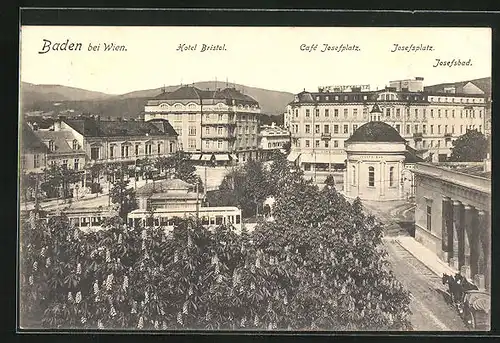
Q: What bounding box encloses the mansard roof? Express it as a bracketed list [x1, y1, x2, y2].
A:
[64, 118, 178, 137]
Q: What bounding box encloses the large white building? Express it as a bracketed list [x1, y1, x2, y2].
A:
[286, 77, 490, 172]
[144, 85, 262, 164]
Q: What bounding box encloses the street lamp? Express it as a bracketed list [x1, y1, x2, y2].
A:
[75, 184, 79, 201]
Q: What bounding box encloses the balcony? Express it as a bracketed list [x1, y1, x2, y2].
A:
[413, 132, 423, 141]
[321, 133, 332, 140]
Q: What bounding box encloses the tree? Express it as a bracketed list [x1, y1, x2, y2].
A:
[242, 160, 270, 217]
[282, 141, 291, 154]
[449, 129, 489, 162]
[40, 165, 80, 200]
[21, 172, 38, 202]
[109, 178, 137, 220]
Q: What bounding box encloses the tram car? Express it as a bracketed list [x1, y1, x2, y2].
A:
[44, 207, 118, 232]
[127, 206, 242, 232]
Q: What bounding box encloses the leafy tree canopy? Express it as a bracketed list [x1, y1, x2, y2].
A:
[449, 130, 489, 162]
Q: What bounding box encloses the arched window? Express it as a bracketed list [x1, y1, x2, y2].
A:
[368, 166, 375, 187]
[48, 140, 55, 151]
[72, 140, 78, 150]
[389, 167, 394, 187]
[352, 165, 356, 186]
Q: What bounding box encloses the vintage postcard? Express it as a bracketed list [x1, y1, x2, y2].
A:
[18, 25, 491, 331]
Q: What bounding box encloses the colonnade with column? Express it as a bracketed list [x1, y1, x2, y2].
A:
[441, 196, 490, 290]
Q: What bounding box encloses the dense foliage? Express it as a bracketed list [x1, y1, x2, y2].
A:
[40, 165, 81, 199]
[20, 153, 413, 331]
[449, 129, 489, 162]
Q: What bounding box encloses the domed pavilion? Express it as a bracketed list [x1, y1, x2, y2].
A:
[343, 120, 421, 201]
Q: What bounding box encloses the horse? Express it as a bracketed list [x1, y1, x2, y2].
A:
[442, 273, 461, 304]
[454, 274, 479, 307]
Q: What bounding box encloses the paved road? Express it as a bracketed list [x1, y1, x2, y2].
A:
[368, 201, 468, 331]
[384, 239, 469, 331]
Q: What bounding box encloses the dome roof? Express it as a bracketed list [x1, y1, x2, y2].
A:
[346, 121, 406, 143]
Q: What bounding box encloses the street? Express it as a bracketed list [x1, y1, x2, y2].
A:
[384, 239, 468, 331]
[364, 200, 468, 331]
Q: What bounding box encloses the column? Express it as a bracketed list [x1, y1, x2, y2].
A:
[451, 200, 463, 270]
[477, 210, 490, 290]
[398, 161, 404, 198]
[462, 205, 475, 279]
[441, 196, 452, 262]
[343, 166, 348, 195]
[357, 161, 361, 194]
[469, 207, 480, 280]
[379, 162, 384, 197]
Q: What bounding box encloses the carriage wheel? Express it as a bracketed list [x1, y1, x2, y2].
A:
[464, 308, 475, 330]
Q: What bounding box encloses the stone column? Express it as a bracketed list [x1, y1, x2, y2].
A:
[379, 161, 384, 197]
[357, 161, 361, 195]
[451, 200, 463, 270]
[343, 166, 348, 196]
[398, 160, 404, 198]
[478, 210, 491, 290]
[462, 205, 475, 278]
[441, 196, 452, 262]
[469, 208, 480, 280]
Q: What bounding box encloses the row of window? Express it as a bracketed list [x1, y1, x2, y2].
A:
[305, 93, 483, 104]
[23, 155, 81, 170]
[90, 142, 175, 160]
[267, 141, 284, 148]
[292, 107, 483, 121]
[295, 137, 453, 149]
[48, 139, 80, 152]
[351, 165, 397, 187]
[293, 122, 482, 136]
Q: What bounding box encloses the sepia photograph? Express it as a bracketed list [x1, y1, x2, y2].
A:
[18, 24, 491, 332]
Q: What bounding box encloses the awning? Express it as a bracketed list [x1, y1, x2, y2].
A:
[299, 152, 346, 164]
[190, 153, 202, 161]
[229, 154, 239, 161]
[214, 154, 230, 161]
[200, 154, 213, 161]
[287, 152, 301, 162]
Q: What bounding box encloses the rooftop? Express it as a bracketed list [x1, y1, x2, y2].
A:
[136, 178, 195, 196]
[34, 130, 86, 154]
[435, 163, 491, 179]
[153, 85, 259, 106]
[424, 77, 491, 96]
[346, 121, 407, 144]
[63, 118, 178, 137]
[21, 123, 49, 153]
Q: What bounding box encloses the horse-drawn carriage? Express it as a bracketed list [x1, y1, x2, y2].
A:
[442, 273, 490, 330]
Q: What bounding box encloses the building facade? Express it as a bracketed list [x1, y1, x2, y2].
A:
[412, 162, 491, 290]
[52, 117, 179, 166]
[343, 120, 421, 201]
[144, 85, 262, 163]
[287, 77, 489, 171]
[20, 123, 49, 173]
[259, 123, 290, 160]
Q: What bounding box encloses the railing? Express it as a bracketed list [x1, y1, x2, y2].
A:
[413, 132, 423, 138]
[321, 133, 332, 140]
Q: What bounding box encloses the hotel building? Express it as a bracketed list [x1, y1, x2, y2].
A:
[144, 85, 262, 164]
[286, 77, 489, 172]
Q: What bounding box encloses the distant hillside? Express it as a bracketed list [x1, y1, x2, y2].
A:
[21, 81, 294, 117]
[118, 81, 294, 115]
[21, 82, 113, 105]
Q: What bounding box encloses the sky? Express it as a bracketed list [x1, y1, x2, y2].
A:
[20, 26, 491, 95]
